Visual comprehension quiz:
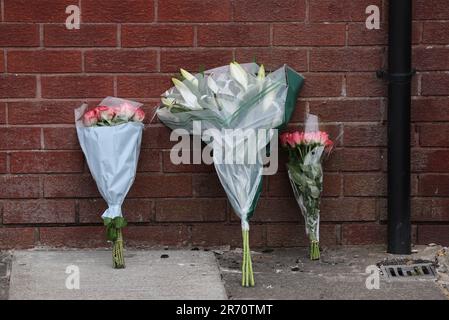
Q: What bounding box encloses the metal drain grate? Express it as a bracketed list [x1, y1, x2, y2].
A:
[377, 259, 437, 280]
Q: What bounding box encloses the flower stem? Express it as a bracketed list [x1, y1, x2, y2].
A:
[241, 230, 255, 287]
[310, 240, 320, 260]
[112, 228, 125, 269]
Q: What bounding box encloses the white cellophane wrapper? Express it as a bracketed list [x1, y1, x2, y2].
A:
[287, 114, 324, 243]
[157, 63, 297, 230]
[75, 97, 144, 220]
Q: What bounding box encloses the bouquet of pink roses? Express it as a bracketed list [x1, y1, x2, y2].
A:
[75, 97, 145, 268]
[280, 114, 333, 260]
[82, 103, 145, 127]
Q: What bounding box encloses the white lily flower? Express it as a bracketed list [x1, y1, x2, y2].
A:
[230, 62, 248, 90]
[180, 68, 199, 87]
[257, 64, 265, 80]
[161, 97, 176, 110]
[172, 78, 202, 110]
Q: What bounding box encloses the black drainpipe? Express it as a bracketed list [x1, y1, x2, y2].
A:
[379, 0, 413, 254]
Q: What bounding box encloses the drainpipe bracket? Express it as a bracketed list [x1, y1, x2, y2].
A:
[376, 69, 416, 83]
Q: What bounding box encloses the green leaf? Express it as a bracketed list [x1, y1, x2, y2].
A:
[103, 217, 112, 226]
[107, 227, 118, 241]
[113, 217, 127, 229]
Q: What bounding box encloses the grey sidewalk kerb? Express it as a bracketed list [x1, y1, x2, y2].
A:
[8, 249, 227, 300]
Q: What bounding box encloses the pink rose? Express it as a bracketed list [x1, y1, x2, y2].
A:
[132, 108, 145, 122]
[291, 131, 303, 145]
[116, 102, 136, 120]
[83, 109, 98, 127]
[96, 106, 115, 122]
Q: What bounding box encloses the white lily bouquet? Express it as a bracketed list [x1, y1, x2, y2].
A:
[157, 62, 303, 286]
[75, 97, 145, 268]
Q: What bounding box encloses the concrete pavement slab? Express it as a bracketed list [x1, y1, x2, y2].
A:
[217, 246, 449, 300]
[9, 249, 227, 300]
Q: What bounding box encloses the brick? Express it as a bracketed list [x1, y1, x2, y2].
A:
[325, 148, 382, 172]
[0, 228, 35, 249]
[344, 174, 386, 196]
[308, 99, 382, 122]
[43, 127, 80, 150]
[239, 198, 300, 222]
[42, 76, 114, 98]
[191, 224, 265, 247]
[423, 22, 449, 44]
[39, 226, 106, 248]
[159, 0, 231, 22]
[0, 103, 5, 124]
[412, 149, 449, 172]
[10, 151, 84, 173]
[310, 0, 382, 22]
[78, 198, 152, 223]
[321, 197, 376, 221]
[0, 176, 40, 198]
[266, 224, 337, 247]
[8, 50, 82, 74]
[417, 225, 449, 246]
[341, 223, 386, 245]
[234, 0, 305, 22]
[85, 50, 157, 73]
[301, 74, 342, 98]
[346, 73, 386, 97]
[141, 126, 175, 149]
[235, 48, 307, 72]
[124, 225, 190, 247]
[129, 175, 192, 197]
[155, 199, 226, 222]
[310, 48, 384, 72]
[350, 22, 421, 46]
[414, 0, 449, 20]
[162, 150, 213, 173]
[419, 175, 449, 196]
[192, 174, 227, 197]
[44, 175, 100, 198]
[273, 23, 345, 46]
[419, 124, 449, 147]
[344, 124, 386, 146]
[413, 47, 449, 71]
[117, 75, 172, 98]
[8, 101, 79, 125]
[412, 98, 449, 122]
[138, 149, 161, 172]
[412, 198, 449, 222]
[0, 75, 36, 98]
[198, 24, 270, 47]
[0, 24, 39, 46]
[348, 23, 387, 46]
[422, 74, 449, 96]
[160, 49, 233, 73]
[0, 127, 41, 150]
[44, 24, 117, 47]
[82, 0, 154, 22]
[0, 51, 4, 73]
[122, 25, 194, 47]
[0, 153, 6, 173]
[3, 200, 75, 224]
[267, 172, 341, 197]
[4, 0, 73, 22]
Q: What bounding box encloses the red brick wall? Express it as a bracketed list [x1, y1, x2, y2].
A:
[0, 0, 448, 249]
